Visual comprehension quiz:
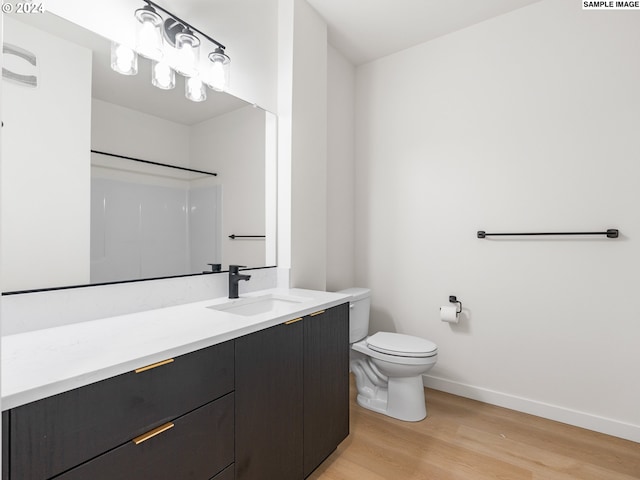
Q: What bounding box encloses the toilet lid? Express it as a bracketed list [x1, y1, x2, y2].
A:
[366, 332, 437, 358]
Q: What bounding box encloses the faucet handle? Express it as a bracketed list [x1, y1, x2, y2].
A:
[229, 265, 247, 273]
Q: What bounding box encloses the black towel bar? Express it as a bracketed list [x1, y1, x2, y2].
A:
[228, 234, 266, 239]
[477, 229, 619, 239]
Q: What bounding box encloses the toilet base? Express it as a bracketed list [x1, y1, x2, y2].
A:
[356, 375, 427, 422]
[386, 375, 427, 421]
[351, 357, 428, 422]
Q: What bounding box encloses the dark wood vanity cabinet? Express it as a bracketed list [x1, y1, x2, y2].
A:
[3, 340, 235, 480]
[235, 303, 350, 480]
[1, 302, 349, 480]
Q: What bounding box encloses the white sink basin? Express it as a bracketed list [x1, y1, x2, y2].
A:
[207, 294, 308, 316]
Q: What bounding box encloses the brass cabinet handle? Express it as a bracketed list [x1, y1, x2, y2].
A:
[284, 317, 303, 325]
[310, 310, 325, 317]
[134, 358, 174, 374]
[133, 422, 175, 445]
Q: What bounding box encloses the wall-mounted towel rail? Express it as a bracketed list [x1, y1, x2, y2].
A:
[477, 229, 619, 239]
[228, 234, 266, 239]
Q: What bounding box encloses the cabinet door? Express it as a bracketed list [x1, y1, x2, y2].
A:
[2, 411, 8, 480]
[235, 320, 304, 480]
[303, 303, 350, 477]
[55, 393, 234, 480]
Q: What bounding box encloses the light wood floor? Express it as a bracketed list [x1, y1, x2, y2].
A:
[309, 376, 640, 480]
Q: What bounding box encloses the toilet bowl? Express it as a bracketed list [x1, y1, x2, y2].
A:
[338, 288, 438, 422]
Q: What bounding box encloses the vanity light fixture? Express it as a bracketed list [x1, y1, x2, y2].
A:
[134, 4, 164, 61]
[204, 47, 230, 92]
[110, 42, 138, 75]
[151, 59, 175, 89]
[185, 75, 207, 102]
[110, 0, 231, 100]
[173, 30, 200, 78]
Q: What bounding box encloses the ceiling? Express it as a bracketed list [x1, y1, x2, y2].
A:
[154, 0, 542, 66]
[15, 0, 544, 121]
[306, 0, 542, 65]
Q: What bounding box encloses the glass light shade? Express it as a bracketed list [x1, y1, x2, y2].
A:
[135, 6, 164, 61]
[185, 75, 206, 102]
[152, 60, 175, 90]
[110, 42, 138, 75]
[204, 49, 230, 92]
[174, 31, 200, 77]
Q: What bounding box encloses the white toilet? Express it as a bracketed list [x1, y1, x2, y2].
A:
[339, 288, 438, 422]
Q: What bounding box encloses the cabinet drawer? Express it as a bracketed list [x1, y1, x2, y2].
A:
[10, 340, 234, 480]
[56, 393, 234, 480]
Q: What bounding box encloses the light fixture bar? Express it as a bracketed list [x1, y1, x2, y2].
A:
[144, 0, 226, 50]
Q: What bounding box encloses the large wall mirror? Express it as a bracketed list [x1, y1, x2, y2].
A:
[1, 10, 277, 293]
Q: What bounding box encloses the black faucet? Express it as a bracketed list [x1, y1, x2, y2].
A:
[228, 265, 251, 299]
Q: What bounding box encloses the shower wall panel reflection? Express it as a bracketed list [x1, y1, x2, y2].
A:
[90, 157, 221, 283]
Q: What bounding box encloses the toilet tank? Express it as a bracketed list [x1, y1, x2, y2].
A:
[338, 288, 371, 343]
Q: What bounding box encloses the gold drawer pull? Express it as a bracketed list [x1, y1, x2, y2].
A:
[285, 317, 303, 325]
[133, 422, 175, 445]
[310, 310, 325, 317]
[135, 358, 174, 374]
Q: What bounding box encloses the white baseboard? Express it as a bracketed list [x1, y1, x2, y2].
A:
[422, 374, 640, 444]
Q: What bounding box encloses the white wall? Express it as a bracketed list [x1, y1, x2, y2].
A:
[276, 0, 294, 282]
[190, 106, 266, 268]
[326, 45, 356, 292]
[287, 0, 328, 290]
[1, 16, 91, 291]
[355, 0, 640, 441]
[91, 99, 191, 167]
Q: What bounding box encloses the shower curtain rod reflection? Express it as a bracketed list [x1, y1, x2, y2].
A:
[477, 229, 619, 238]
[91, 150, 218, 177]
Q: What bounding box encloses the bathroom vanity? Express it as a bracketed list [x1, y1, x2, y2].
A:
[1, 289, 350, 480]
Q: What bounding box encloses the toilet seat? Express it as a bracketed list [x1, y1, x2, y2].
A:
[352, 338, 438, 366]
[366, 332, 437, 358]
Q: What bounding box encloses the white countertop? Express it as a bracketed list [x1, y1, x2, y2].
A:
[1, 288, 350, 410]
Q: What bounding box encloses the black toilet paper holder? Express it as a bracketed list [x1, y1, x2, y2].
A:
[449, 296, 462, 314]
